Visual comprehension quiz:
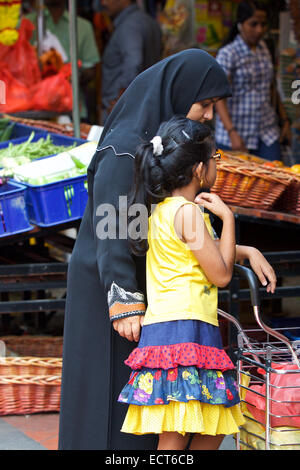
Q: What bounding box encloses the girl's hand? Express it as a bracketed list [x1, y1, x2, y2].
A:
[245, 247, 277, 294]
[112, 315, 144, 342]
[194, 192, 233, 221]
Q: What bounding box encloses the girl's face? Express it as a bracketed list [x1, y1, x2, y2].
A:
[186, 98, 220, 123]
[203, 157, 217, 189]
[240, 10, 267, 47]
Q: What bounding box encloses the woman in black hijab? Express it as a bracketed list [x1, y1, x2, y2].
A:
[58, 49, 275, 450]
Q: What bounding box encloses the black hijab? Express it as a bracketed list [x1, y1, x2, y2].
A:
[96, 48, 231, 158]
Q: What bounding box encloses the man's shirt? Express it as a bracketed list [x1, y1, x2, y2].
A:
[101, 5, 161, 116]
[26, 8, 100, 68]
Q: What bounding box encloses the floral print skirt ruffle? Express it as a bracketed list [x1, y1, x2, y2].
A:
[118, 319, 245, 436]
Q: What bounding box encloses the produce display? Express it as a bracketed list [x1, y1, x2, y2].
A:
[0, 132, 77, 177]
[13, 141, 97, 186]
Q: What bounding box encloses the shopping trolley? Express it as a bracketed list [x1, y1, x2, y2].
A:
[219, 265, 300, 450]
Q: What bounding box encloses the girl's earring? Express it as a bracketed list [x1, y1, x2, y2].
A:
[200, 178, 204, 188]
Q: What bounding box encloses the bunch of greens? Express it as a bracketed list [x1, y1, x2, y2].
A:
[0, 118, 15, 143]
[0, 132, 77, 177]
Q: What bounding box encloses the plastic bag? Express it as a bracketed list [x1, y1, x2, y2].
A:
[0, 64, 31, 113]
[0, 18, 41, 88]
[245, 362, 300, 428]
[240, 413, 300, 450]
[30, 63, 73, 112]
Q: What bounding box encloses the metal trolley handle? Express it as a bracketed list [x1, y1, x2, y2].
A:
[219, 264, 300, 369]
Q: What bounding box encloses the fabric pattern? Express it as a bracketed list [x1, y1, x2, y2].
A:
[118, 366, 240, 407]
[215, 34, 279, 149]
[124, 343, 234, 371]
[125, 318, 234, 371]
[119, 319, 244, 435]
[121, 400, 245, 436]
[108, 281, 146, 318]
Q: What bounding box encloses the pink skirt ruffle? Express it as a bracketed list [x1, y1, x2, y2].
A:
[125, 342, 235, 372]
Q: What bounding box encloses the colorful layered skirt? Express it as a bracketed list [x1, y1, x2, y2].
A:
[118, 320, 245, 436]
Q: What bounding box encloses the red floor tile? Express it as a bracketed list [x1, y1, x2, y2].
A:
[39, 436, 58, 450]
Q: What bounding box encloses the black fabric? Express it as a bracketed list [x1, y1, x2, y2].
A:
[58, 49, 231, 450]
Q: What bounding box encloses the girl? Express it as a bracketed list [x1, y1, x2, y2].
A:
[118, 116, 245, 450]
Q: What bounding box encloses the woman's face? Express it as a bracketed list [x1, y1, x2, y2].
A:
[240, 10, 267, 47]
[186, 98, 219, 123]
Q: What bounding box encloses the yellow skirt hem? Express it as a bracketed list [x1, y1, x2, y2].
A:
[121, 400, 245, 437]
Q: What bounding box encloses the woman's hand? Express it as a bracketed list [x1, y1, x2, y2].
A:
[237, 246, 277, 294]
[280, 121, 292, 145]
[230, 130, 247, 152]
[112, 315, 144, 342]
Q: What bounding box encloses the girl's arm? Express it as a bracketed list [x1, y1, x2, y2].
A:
[175, 194, 236, 287]
[213, 241, 277, 294]
[235, 244, 277, 293]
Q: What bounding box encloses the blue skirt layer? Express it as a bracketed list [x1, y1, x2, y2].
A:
[118, 366, 240, 408]
[139, 320, 223, 348]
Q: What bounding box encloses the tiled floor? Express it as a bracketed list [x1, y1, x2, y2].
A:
[0, 413, 59, 450]
[0, 413, 235, 450]
[0, 413, 236, 450]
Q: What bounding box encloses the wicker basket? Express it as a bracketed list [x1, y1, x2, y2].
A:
[0, 336, 63, 358]
[211, 161, 292, 210]
[0, 357, 61, 415]
[273, 174, 300, 216]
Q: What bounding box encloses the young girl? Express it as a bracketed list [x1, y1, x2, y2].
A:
[118, 116, 245, 450]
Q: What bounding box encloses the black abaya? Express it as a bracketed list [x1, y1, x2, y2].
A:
[58, 49, 231, 450]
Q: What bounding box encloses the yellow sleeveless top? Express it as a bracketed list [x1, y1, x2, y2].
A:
[144, 196, 218, 327]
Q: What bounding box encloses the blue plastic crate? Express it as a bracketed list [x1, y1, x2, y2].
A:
[0, 180, 33, 237]
[22, 175, 88, 227]
[0, 131, 86, 152]
[0, 122, 44, 143]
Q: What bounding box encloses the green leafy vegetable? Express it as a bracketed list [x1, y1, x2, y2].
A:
[0, 132, 77, 177]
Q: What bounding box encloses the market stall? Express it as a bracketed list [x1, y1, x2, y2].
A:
[0, 0, 299, 422]
[0, 115, 99, 416]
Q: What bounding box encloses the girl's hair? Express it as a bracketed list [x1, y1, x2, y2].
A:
[222, 0, 268, 47]
[129, 115, 214, 256]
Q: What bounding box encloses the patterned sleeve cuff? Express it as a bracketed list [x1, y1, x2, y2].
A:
[107, 282, 146, 322]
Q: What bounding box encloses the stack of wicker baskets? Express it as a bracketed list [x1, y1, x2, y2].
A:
[211, 153, 294, 211]
[0, 336, 62, 415]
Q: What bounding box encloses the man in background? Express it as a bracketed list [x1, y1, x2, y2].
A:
[100, 0, 162, 124]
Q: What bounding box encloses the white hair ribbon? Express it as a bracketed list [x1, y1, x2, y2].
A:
[150, 135, 164, 156]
